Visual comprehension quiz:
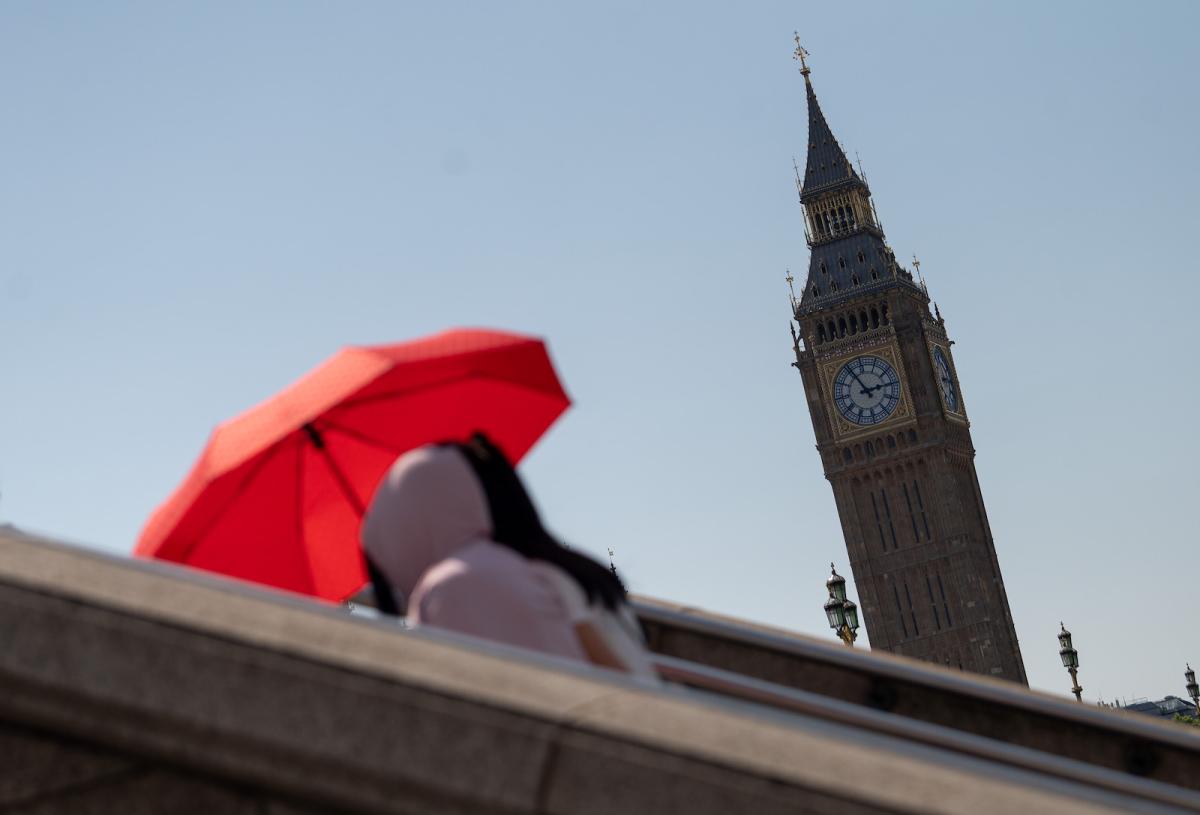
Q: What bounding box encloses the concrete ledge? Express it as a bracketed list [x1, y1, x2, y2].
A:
[0, 531, 1190, 814]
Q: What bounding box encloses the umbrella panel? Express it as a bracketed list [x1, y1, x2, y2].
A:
[178, 378, 568, 600]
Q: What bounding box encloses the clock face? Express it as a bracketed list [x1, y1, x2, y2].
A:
[833, 355, 902, 425]
[932, 346, 958, 412]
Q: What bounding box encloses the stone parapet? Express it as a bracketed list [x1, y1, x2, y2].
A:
[0, 530, 1194, 814]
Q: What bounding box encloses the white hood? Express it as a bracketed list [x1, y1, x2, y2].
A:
[360, 445, 491, 606]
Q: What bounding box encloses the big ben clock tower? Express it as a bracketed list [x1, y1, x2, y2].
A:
[787, 41, 1026, 684]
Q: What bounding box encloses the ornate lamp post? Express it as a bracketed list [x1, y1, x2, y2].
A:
[824, 564, 860, 647]
[1186, 664, 1199, 717]
[1058, 623, 1082, 702]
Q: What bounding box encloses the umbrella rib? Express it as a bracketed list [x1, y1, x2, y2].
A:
[308, 432, 368, 517]
[173, 440, 289, 563]
[293, 433, 319, 595]
[306, 429, 400, 613]
[315, 419, 407, 456]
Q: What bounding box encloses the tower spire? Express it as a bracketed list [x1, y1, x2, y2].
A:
[791, 45, 922, 315]
[798, 67, 863, 200]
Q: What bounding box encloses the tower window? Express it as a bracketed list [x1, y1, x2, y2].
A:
[838, 257, 846, 269]
[812, 286, 820, 297]
[893, 584, 909, 639]
[871, 307, 880, 328]
[851, 274, 860, 286]
[907, 429, 917, 444]
[904, 581, 920, 636]
[858, 251, 866, 263]
[843, 447, 853, 463]
[902, 483, 920, 541]
[820, 262, 827, 275]
[870, 268, 878, 281]
[880, 488, 899, 549]
[817, 324, 827, 343]
[870, 492, 887, 551]
[926, 574, 942, 630]
[913, 480, 932, 539]
[937, 574, 954, 627]
[887, 435, 896, 449]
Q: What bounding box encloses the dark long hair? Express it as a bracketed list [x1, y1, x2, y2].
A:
[454, 433, 626, 611]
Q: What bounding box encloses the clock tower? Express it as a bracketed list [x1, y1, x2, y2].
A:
[787, 43, 1026, 683]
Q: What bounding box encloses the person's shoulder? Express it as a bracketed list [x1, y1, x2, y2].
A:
[411, 543, 528, 607]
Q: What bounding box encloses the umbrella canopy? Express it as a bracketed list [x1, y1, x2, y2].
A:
[135, 328, 570, 601]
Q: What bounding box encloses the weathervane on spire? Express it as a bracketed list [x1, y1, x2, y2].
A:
[793, 33, 811, 77]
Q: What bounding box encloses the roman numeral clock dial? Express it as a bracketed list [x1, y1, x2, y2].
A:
[833, 356, 901, 426]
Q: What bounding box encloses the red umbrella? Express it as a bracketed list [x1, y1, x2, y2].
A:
[135, 328, 570, 601]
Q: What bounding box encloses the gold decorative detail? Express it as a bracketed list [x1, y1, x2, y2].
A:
[793, 33, 811, 77]
[820, 344, 913, 439]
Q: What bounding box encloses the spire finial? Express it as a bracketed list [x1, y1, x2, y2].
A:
[792, 156, 803, 194]
[793, 33, 811, 79]
[786, 269, 796, 300]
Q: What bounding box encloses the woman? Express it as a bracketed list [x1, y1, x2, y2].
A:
[361, 433, 655, 679]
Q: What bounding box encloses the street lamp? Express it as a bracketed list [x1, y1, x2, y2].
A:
[1186, 664, 1199, 717]
[1058, 622, 1082, 702]
[825, 563, 859, 647]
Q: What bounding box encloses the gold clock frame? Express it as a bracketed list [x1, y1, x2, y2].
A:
[820, 343, 913, 439]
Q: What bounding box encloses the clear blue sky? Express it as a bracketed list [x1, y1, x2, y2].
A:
[2, 1, 1197, 703]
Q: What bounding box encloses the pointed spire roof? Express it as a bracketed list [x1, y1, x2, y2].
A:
[800, 74, 864, 200]
[789, 42, 924, 317]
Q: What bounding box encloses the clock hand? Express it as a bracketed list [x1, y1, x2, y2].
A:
[847, 369, 871, 395]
